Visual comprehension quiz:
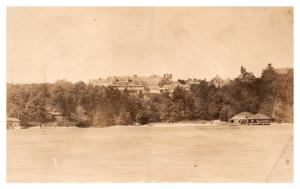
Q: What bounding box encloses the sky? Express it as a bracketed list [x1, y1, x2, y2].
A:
[7, 7, 293, 83]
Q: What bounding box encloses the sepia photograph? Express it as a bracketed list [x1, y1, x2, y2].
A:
[6, 7, 293, 183]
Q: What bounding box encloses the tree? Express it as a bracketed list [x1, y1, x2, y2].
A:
[190, 80, 211, 120]
[115, 110, 133, 125]
[71, 105, 91, 127]
[259, 63, 279, 117]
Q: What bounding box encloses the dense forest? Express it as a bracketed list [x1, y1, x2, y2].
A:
[7, 64, 293, 127]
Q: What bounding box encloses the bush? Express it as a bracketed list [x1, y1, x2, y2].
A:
[56, 119, 76, 127]
[136, 111, 150, 125]
[56, 120, 66, 126]
[74, 117, 91, 128]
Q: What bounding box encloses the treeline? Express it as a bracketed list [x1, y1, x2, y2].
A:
[7, 64, 293, 127]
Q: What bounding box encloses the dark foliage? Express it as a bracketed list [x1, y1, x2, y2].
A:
[7, 65, 293, 127]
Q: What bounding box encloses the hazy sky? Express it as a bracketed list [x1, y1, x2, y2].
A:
[7, 7, 293, 83]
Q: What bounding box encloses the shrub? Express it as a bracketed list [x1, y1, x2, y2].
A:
[76, 118, 92, 128]
[136, 111, 150, 125]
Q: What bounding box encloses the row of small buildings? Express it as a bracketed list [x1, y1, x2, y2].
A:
[7, 111, 272, 129]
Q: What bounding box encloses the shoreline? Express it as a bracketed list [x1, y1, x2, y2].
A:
[9, 122, 294, 130]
